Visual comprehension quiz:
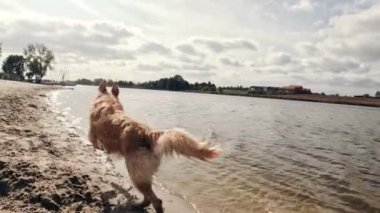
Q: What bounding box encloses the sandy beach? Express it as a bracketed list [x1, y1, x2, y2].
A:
[0, 80, 196, 213]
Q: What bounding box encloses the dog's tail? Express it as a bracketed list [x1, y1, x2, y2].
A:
[152, 128, 220, 160]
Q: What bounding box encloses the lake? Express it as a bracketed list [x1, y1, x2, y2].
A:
[49, 85, 380, 213]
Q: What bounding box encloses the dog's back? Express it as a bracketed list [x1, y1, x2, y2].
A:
[89, 81, 150, 155]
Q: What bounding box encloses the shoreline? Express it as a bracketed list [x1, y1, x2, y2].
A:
[0, 80, 196, 213]
[69, 83, 380, 108]
[184, 91, 380, 108]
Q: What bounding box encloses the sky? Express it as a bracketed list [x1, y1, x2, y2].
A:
[0, 0, 379, 96]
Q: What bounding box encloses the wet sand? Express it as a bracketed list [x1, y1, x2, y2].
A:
[0, 80, 196, 213]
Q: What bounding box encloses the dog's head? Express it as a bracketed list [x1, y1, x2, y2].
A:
[94, 80, 123, 111]
[99, 80, 119, 97]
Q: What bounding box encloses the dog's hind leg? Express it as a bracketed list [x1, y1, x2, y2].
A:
[128, 179, 163, 213]
[138, 183, 164, 213]
[125, 167, 152, 209]
[133, 181, 163, 213]
[125, 152, 163, 212]
[145, 187, 163, 213]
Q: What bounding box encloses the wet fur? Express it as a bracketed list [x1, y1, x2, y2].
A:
[89, 81, 219, 212]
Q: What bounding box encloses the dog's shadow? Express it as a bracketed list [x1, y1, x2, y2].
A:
[110, 204, 149, 213]
[103, 182, 150, 213]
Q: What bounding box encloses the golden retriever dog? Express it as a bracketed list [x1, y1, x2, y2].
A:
[89, 81, 220, 213]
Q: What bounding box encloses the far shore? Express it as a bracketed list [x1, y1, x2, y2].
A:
[69, 83, 380, 108]
[268, 94, 380, 107]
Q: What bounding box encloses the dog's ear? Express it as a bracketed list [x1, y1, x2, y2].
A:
[99, 80, 107, 93]
[111, 84, 119, 97]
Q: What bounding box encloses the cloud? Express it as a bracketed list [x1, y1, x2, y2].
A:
[136, 61, 178, 71]
[219, 57, 243, 67]
[137, 42, 171, 55]
[58, 53, 88, 64]
[287, 0, 315, 12]
[184, 71, 216, 79]
[175, 44, 204, 57]
[290, 72, 380, 95]
[93, 22, 133, 38]
[265, 52, 292, 65]
[178, 55, 204, 64]
[320, 3, 380, 62]
[136, 64, 163, 71]
[326, 76, 380, 88]
[68, 0, 100, 17]
[1, 19, 135, 60]
[136, 61, 215, 72]
[254, 66, 290, 74]
[302, 56, 370, 73]
[104, 60, 127, 67]
[182, 64, 216, 71]
[296, 42, 318, 56]
[193, 38, 257, 53]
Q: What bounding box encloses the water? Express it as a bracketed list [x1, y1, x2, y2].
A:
[50, 85, 380, 213]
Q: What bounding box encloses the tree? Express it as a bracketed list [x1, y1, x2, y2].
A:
[23, 43, 55, 83]
[2, 55, 25, 80]
[94, 78, 104, 85]
[26, 72, 34, 82]
[118, 80, 134, 87]
[76, 78, 94, 85]
[106, 79, 114, 86]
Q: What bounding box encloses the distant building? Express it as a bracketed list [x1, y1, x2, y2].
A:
[266, 86, 280, 95]
[249, 85, 311, 95]
[278, 87, 296, 94]
[354, 94, 371, 98]
[376, 91, 380, 98]
[280, 85, 309, 94]
[249, 86, 266, 95]
[248, 86, 282, 95]
[279, 85, 311, 94]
